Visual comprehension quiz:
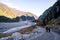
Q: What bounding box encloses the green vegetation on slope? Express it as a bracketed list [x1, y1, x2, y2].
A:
[18, 25, 36, 34]
[0, 33, 12, 38]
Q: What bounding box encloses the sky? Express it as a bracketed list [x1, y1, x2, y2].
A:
[0, 0, 57, 17]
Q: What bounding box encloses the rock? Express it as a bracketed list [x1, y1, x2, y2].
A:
[12, 32, 23, 40]
[38, 0, 60, 26]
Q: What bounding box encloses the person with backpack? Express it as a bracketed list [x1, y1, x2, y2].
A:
[46, 27, 50, 32]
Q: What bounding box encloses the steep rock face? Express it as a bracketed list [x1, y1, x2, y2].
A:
[19, 15, 35, 21]
[38, 0, 60, 26]
[26, 16, 35, 21]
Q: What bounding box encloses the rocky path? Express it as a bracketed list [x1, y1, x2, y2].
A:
[27, 27, 60, 40]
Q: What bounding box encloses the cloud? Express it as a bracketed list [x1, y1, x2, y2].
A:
[1, 2, 15, 8]
[2, 0, 10, 1]
[0, 0, 10, 2]
[1, 1, 21, 11]
[4, 0, 9, 1]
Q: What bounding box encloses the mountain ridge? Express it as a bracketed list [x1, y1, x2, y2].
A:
[38, 0, 60, 26]
[0, 3, 37, 19]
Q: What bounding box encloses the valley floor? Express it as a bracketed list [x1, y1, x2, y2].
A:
[0, 26, 60, 40]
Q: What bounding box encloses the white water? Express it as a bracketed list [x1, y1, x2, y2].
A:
[3, 25, 31, 33]
[2, 21, 36, 33]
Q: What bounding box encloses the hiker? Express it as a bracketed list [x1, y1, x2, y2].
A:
[46, 27, 50, 32]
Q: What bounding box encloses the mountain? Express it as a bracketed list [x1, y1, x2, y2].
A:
[19, 15, 35, 21]
[0, 3, 17, 18]
[38, 0, 60, 26]
[47, 16, 60, 25]
[0, 16, 19, 22]
[11, 9, 38, 20]
[0, 3, 37, 22]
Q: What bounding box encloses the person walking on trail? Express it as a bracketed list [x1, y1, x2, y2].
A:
[46, 27, 51, 32]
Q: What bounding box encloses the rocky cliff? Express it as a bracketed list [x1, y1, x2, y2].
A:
[38, 0, 60, 26]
